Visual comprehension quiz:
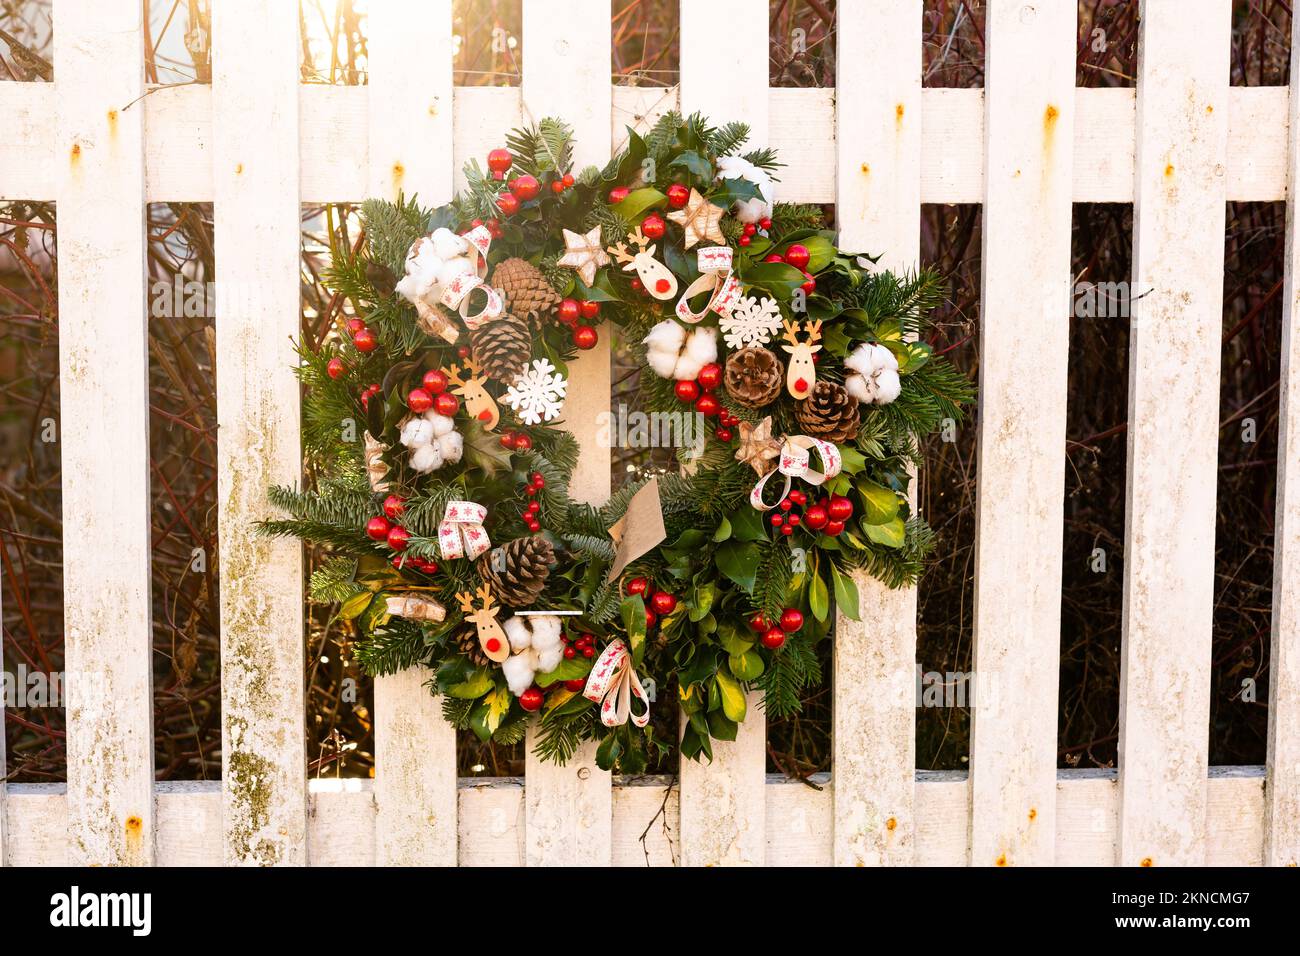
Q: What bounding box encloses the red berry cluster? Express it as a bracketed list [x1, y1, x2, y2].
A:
[672, 363, 738, 441]
[562, 630, 597, 661]
[366, 511, 425, 561]
[762, 243, 816, 294]
[346, 316, 378, 353]
[557, 298, 600, 350]
[497, 429, 534, 452]
[466, 216, 504, 240]
[521, 470, 546, 533]
[748, 607, 804, 650]
[407, 368, 459, 417]
[360, 382, 382, 409]
[489, 143, 577, 216]
[770, 490, 855, 538]
[736, 216, 773, 248]
[626, 576, 677, 628]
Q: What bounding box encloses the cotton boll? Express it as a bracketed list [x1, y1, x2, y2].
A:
[874, 369, 902, 404]
[436, 430, 463, 463]
[502, 652, 537, 697]
[844, 373, 872, 403]
[643, 320, 687, 379]
[431, 227, 469, 261]
[409, 443, 443, 473]
[504, 616, 532, 652]
[844, 343, 875, 378]
[535, 643, 564, 674]
[870, 343, 899, 372]
[428, 412, 456, 437]
[529, 616, 562, 651]
[436, 256, 474, 287]
[674, 328, 718, 380]
[401, 417, 435, 448]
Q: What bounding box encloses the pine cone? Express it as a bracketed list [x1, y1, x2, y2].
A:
[793, 380, 861, 443]
[491, 257, 562, 324]
[470, 312, 531, 384]
[478, 536, 555, 608]
[724, 347, 783, 407]
[454, 627, 491, 669]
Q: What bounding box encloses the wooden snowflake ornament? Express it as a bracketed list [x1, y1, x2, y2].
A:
[502, 358, 568, 425]
[719, 294, 782, 349]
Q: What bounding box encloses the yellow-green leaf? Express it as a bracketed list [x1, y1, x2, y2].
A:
[864, 515, 906, 548]
[714, 670, 747, 722]
[484, 687, 511, 734]
[339, 591, 374, 621]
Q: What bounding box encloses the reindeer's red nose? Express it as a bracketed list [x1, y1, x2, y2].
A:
[794, 378, 808, 393]
[478, 409, 492, 421]
[486, 638, 501, 653]
[655, 278, 671, 294]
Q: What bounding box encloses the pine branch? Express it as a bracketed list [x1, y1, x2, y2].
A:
[756, 634, 820, 718]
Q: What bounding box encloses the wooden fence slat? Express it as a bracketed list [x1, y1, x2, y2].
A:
[1266, 5, 1300, 869]
[520, 0, 614, 866]
[53, 0, 155, 867]
[967, 0, 1075, 867]
[368, 0, 459, 869]
[678, 0, 769, 867]
[212, 0, 307, 866]
[1118, 0, 1230, 867]
[831, 0, 922, 868]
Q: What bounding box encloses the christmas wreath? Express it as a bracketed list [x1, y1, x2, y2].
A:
[262, 113, 973, 771]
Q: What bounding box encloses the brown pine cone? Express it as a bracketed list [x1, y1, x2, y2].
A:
[454, 627, 491, 668]
[491, 257, 562, 324]
[470, 312, 531, 384]
[478, 536, 555, 608]
[724, 347, 783, 407]
[793, 380, 861, 443]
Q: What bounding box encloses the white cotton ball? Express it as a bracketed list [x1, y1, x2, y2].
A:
[504, 616, 532, 652]
[674, 327, 718, 380]
[647, 348, 679, 379]
[431, 227, 469, 261]
[535, 643, 564, 674]
[409, 443, 443, 473]
[874, 368, 902, 404]
[396, 240, 443, 304]
[400, 417, 435, 448]
[643, 320, 688, 379]
[844, 373, 872, 404]
[502, 653, 537, 697]
[870, 343, 899, 372]
[427, 412, 455, 437]
[436, 430, 463, 463]
[844, 343, 875, 378]
[529, 616, 562, 650]
[436, 256, 473, 287]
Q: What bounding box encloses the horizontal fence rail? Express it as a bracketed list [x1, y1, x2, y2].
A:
[1, 0, 1298, 867]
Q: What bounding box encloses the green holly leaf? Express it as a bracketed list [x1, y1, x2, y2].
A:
[864, 516, 907, 548]
[856, 479, 902, 525]
[715, 539, 760, 591]
[830, 564, 861, 621]
[447, 667, 494, 699]
[728, 650, 765, 681]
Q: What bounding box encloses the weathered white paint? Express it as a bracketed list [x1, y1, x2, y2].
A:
[53, 0, 155, 867]
[367, 0, 459, 869]
[1, 770, 1269, 866]
[831, 0, 921, 868]
[520, 0, 615, 866]
[676, 0, 769, 868]
[1266, 6, 1300, 870]
[212, 0, 307, 866]
[968, 0, 1075, 868]
[1118, 0, 1230, 868]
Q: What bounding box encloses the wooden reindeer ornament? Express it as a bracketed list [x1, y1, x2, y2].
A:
[457, 583, 510, 664]
[780, 318, 823, 400]
[607, 226, 679, 301]
[446, 358, 500, 431]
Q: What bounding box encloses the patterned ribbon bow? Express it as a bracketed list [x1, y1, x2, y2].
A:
[675, 245, 742, 324]
[749, 435, 843, 511]
[583, 640, 651, 728]
[437, 500, 492, 560]
[438, 224, 504, 330]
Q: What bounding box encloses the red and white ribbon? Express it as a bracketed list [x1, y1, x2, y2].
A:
[749, 435, 843, 510]
[675, 246, 742, 324]
[582, 640, 651, 728]
[438, 225, 504, 330]
[437, 500, 491, 560]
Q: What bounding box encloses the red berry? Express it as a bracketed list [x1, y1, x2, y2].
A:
[386, 526, 411, 551]
[783, 244, 811, 270]
[764, 253, 784, 263]
[630, 278, 643, 292]
[641, 214, 666, 240]
[770, 513, 784, 527]
[407, 387, 433, 413]
[666, 183, 690, 208]
[626, 577, 649, 595]
[470, 218, 485, 229]
[827, 495, 854, 522]
[382, 495, 406, 520]
[760, 217, 773, 231]
[644, 609, 657, 629]
[743, 223, 757, 237]
[674, 380, 700, 403]
[347, 318, 367, 335]
[738, 235, 751, 247]
[511, 174, 540, 200]
[418, 559, 439, 575]
[694, 393, 721, 417]
[500, 430, 517, 449]
[527, 500, 540, 514]
[579, 300, 601, 320]
[512, 433, 533, 452]
[558, 298, 581, 324]
[353, 328, 377, 352]
[573, 325, 598, 350]
[790, 490, 807, 506]
[519, 687, 544, 711]
[781, 524, 794, 536]
[749, 613, 770, 633]
[457, 345, 471, 358]
[327, 357, 346, 379]
[582, 646, 595, 659]
[801, 275, 817, 295]
[779, 608, 804, 633]
[761, 627, 787, 649]
[824, 519, 845, 537]
[779, 498, 792, 512]
[787, 513, 801, 527]
[609, 186, 630, 204]
[391, 554, 406, 570]
[715, 428, 733, 442]
[487, 147, 513, 175]
[422, 369, 449, 394]
[365, 516, 391, 541]
[433, 392, 459, 417]
[562, 173, 575, 187]
[564, 678, 586, 692]
[496, 192, 520, 216]
[551, 180, 565, 194]
[650, 591, 677, 616]
[564, 645, 577, 660]
[803, 505, 829, 530]
[697, 363, 722, 391]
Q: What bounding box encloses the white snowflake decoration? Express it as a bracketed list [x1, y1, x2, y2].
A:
[719, 294, 783, 350]
[502, 358, 568, 425]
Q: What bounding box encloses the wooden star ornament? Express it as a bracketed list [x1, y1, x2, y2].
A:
[667, 188, 726, 249]
[558, 225, 611, 286]
[734, 416, 781, 477]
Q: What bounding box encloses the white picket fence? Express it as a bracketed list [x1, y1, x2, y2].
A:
[1, 0, 1298, 867]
